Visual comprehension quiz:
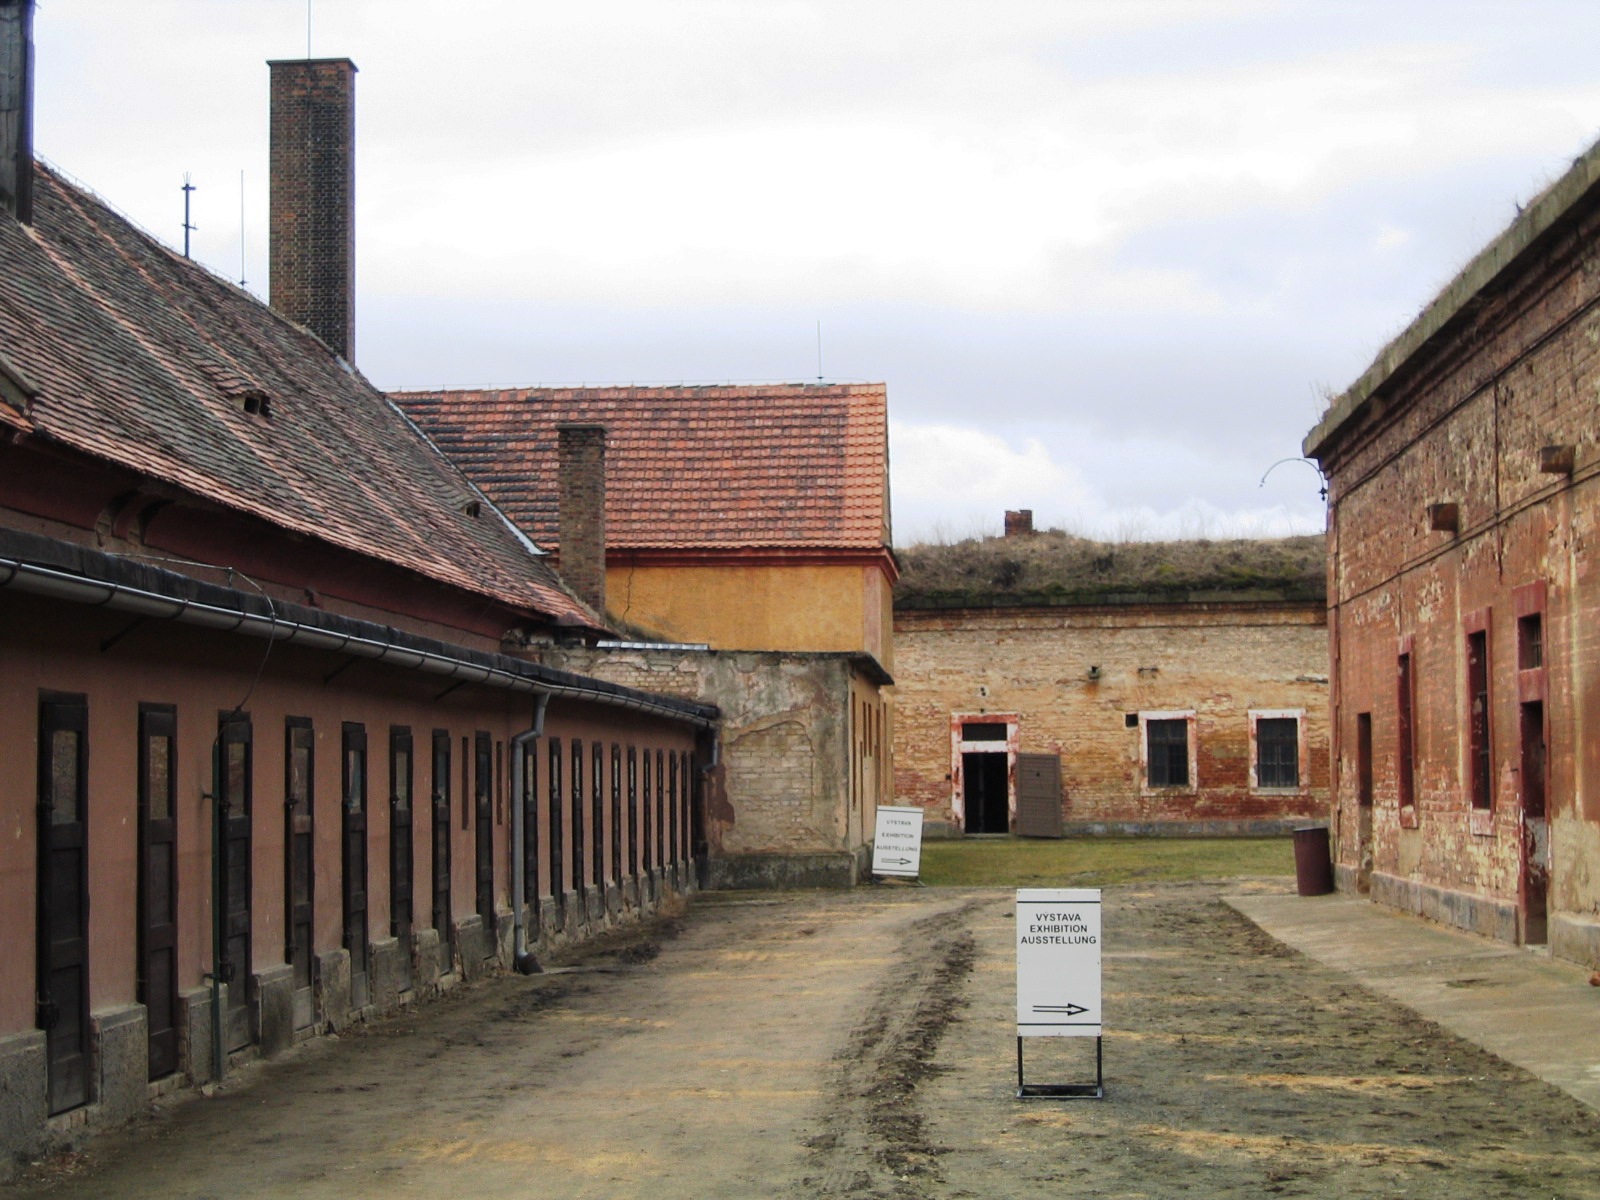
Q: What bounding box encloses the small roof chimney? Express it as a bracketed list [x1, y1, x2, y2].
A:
[1004, 509, 1034, 538]
[557, 423, 608, 618]
[268, 57, 357, 360]
[0, 0, 35, 224]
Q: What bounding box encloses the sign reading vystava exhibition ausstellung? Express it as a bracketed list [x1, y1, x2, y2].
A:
[871, 806, 925, 878]
[1016, 888, 1102, 1037]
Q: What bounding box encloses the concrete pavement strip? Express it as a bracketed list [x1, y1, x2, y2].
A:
[1228, 890, 1600, 1113]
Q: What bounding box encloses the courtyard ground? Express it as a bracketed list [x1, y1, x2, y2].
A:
[11, 879, 1600, 1199]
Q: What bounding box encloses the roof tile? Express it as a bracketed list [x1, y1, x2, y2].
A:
[393, 383, 892, 553]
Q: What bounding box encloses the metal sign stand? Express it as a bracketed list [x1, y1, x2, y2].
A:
[1016, 1034, 1103, 1099]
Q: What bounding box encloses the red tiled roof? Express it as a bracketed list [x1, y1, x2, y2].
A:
[392, 383, 892, 554]
[0, 165, 597, 629]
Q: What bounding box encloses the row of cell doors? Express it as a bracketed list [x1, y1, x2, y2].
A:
[33, 699, 494, 1116]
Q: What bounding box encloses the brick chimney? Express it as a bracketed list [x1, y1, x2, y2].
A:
[269, 58, 357, 360]
[0, 0, 34, 224]
[1004, 509, 1034, 538]
[557, 423, 608, 617]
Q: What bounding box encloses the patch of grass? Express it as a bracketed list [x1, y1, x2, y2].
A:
[917, 836, 1295, 888]
[894, 532, 1326, 609]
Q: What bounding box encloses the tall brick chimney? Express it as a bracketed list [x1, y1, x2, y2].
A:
[1004, 509, 1034, 538]
[0, 0, 34, 224]
[557, 423, 608, 617]
[269, 58, 356, 360]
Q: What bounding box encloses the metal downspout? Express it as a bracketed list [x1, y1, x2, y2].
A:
[510, 693, 549, 975]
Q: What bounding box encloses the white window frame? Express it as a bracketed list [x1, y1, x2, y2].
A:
[949, 714, 1019, 829]
[1138, 710, 1196, 794]
[1249, 708, 1307, 794]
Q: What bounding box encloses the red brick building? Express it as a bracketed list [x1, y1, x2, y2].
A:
[1306, 138, 1600, 965]
[892, 526, 1330, 835]
[0, 19, 713, 1168]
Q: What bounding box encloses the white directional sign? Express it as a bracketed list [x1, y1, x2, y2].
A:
[871, 806, 925, 878]
[1016, 888, 1102, 1037]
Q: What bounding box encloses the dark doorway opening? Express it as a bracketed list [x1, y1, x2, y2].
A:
[139, 704, 179, 1080]
[962, 752, 1010, 834]
[390, 727, 414, 993]
[1355, 712, 1373, 894]
[431, 731, 454, 966]
[219, 713, 254, 1054]
[285, 719, 315, 1030]
[341, 723, 369, 1010]
[1521, 699, 1548, 945]
[38, 693, 91, 1114]
[474, 732, 495, 945]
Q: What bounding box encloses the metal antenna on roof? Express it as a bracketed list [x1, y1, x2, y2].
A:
[307, 0, 313, 59]
[238, 169, 248, 288]
[181, 174, 197, 258]
[816, 320, 824, 382]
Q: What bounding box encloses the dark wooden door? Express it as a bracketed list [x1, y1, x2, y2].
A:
[1521, 700, 1549, 944]
[390, 728, 414, 992]
[474, 732, 494, 941]
[640, 750, 652, 877]
[431, 731, 453, 960]
[342, 724, 369, 1009]
[284, 719, 315, 1029]
[547, 740, 564, 901]
[592, 742, 605, 889]
[522, 743, 540, 912]
[655, 750, 666, 871]
[1015, 753, 1063, 839]
[667, 753, 679, 871]
[219, 714, 253, 1053]
[610, 746, 623, 885]
[138, 705, 179, 1079]
[626, 749, 638, 883]
[37, 694, 90, 1114]
[570, 740, 585, 894]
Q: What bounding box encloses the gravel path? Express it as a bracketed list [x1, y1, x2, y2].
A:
[12, 881, 1600, 1198]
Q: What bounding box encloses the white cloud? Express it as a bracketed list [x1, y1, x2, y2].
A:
[890, 420, 1324, 545]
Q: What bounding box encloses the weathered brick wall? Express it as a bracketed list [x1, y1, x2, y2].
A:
[541, 647, 880, 869]
[892, 600, 1329, 832]
[1317, 192, 1600, 955]
[556, 423, 607, 616]
[268, 58, 355, 360]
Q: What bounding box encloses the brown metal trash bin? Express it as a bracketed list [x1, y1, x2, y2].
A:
[1292, 826, 1334, 896]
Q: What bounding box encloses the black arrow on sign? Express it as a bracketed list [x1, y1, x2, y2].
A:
[878, 856, 913, 865]
[1032, 1003, 1089, 1017]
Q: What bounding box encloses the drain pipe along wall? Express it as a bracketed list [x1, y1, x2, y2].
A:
[510, 692, 550, 974]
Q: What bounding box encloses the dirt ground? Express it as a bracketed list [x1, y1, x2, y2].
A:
[12, 881, 1600, 1199]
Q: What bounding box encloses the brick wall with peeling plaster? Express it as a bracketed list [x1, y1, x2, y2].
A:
[538, 645, 887, 887]
[892, 600, 1330, 834]
[1316, 200, 1600, 959]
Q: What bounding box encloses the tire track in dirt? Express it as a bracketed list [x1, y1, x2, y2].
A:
[800, 897, 984, 1199]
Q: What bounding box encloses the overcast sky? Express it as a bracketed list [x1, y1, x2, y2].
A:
[30, 1, 1600, 544]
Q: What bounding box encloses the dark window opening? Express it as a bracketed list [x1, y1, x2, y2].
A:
[963, 722, 1007, 742]
[1255, 717, 1299, 789]
[1145, 718, 1188, 788]
[1467, 630, 1492, 810]
[1356, 713, 1373, 808]
[1520, 701, 1546, 818]
[1518, 613, 1543, 671]
[1397, 652, 1415, 810]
